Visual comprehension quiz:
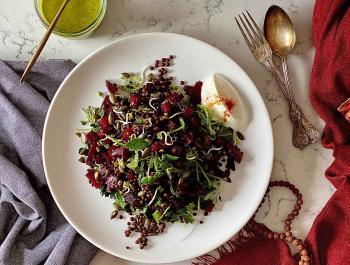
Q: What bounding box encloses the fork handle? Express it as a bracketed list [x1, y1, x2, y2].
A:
[265, 59, 320, 150]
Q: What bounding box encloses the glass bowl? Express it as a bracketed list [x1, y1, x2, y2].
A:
[34, 0, 107, 39]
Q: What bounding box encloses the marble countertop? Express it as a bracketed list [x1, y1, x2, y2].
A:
[0, 0, 335, 264]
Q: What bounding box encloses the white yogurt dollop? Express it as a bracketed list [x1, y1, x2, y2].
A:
[201, 73, 250, 132]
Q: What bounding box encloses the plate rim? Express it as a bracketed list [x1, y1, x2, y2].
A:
[42, 32, 274, 263]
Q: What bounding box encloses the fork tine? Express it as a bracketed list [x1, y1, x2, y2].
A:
[242, 12, 263, 43]
[235, 17, 253, 50]
[245, 10, 265, 41]
[238, 15, 258, 48]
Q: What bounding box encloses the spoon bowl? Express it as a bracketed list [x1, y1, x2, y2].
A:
[264, 5, 296, 57]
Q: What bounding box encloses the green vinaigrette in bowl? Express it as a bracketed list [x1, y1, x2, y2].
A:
[34, 0, 107, 39]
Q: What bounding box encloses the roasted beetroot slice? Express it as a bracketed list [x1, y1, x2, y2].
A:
[127, 173, 137, 181]
[183, 132, 194, 145]
[102, 95, 113, 113]
[167, 120, 177, 130]
[182, 107, 193, 118]
[86, 142, 98, 164]
[130, 93, 141, 108]
[168, 92, 182, 103]
[192, 81, 203, 104]
[98, 116, 112, 133]
[102, 151, 113, 163]
[86, 169, 100, 189]
[85, 131, 99, 144]
[150, 142, 165, 153]
[105, 80, 118, 93]
[161, 100, 171, 114]
[121, 127, 133, 141]
[108, 146, 129, 160]
[184, 81, 202, 104]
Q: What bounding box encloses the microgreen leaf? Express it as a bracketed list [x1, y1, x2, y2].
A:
[125, 138, 150, 151]
[170, 117, 185, 133]
[127, 152, 139, 170]
[115, 192, 127, 210]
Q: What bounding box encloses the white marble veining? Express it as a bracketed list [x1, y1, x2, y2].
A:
[0, 0, 335, 264]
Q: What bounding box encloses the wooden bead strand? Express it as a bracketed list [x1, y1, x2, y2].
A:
[244, 180, 311, 265]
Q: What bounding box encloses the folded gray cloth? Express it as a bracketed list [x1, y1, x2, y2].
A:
[0, 60, 98, 265]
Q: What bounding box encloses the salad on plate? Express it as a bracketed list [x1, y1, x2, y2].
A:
[76, 56, 246, 249]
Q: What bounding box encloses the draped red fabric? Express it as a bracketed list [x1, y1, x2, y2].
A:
[196, 0, 350, 264]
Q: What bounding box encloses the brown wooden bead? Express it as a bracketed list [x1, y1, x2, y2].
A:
[297, 245, 304, 251]
[285, 231, 292, 237]
[273, 232, 280, 239]
[293, 239, 300, 246]
[280, 233, 286, 239]
[301, 249, 308, 256]
[295, 204, 301, 210]
[284, 225, 291, 231]
[262, 230, 268, 237]
[285, 220, 291, 225]
[292, 210, 299, 216]
[288, 214, 295, 220]
[267, 232, 273, 239]
[286, 236, 293, 242]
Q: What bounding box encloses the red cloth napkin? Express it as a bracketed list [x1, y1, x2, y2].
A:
[194, 0, 350, 264]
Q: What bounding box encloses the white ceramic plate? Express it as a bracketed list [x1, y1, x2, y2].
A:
[43, 32, 273, 264]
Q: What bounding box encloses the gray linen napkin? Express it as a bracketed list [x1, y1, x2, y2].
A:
[0, 60, 98, 265]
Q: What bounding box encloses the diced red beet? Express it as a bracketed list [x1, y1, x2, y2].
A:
[108, 146, 129, 160]
[127, 173, 137, 181]
[184, 81, 202, 104]
[226, 143, 243, 163]
[168, 92, 182, 103]
[85, 131, 99, 144]
[192, 81, 203, 104]
[130, 93, 141, 108]
[161, 100, 171, 114]
[96, 130, 104, 137]
[190, 117, 201, 128]
[202, 135, 212, 148]
[215, 137, 225, 147]
[101, 138, 113, 146]
[86, 142, 98, 164]
[98, 116, 112, 133]
[102, 151, 113, 163]
[102, 95, 112, 113]
[183, 132, 194, 145]
[150, 142, 165, 152]
[202, 200, 215, 212]
[95, 154, 106, 164]
[182, 107, 193, 118]
[86, 169, 100, 189]
[105, 80, 118, 93]
[167, 120, 177, 130]
[121, 127, 133, 141]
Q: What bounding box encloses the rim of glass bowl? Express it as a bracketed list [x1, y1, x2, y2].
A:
[33, 0, 107, 39]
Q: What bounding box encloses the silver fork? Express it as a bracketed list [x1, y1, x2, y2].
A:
[235, 11, 319, 150]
